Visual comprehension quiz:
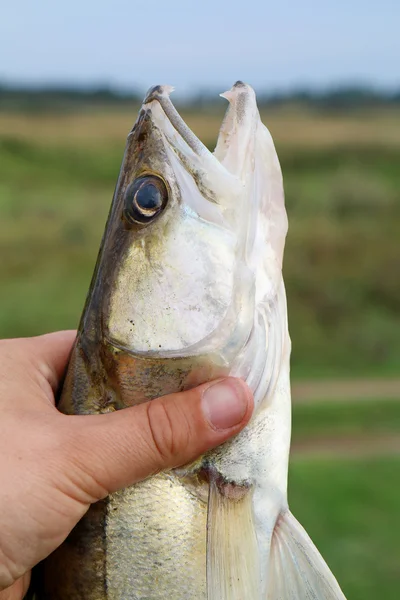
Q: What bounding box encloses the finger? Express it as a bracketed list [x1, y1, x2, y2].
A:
[24, 331, 77, 394]
[0, 331, 76, 409]
[0, 572, 30, 599]
[65, 378, 253, 499]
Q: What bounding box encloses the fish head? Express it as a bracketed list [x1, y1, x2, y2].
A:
[88, 82, 287, 377]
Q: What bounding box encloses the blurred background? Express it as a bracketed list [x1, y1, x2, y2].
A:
[1, 1, 399, 597]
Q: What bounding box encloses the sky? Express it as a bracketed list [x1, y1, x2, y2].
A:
[1, 0, 399, 97]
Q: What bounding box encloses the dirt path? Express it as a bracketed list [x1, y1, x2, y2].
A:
[292, 378, 400, 403]
[291, 433, 400, 460]
[291, 379, 400, 458]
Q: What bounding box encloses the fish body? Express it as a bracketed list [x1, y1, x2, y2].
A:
[36, 83, 346, 599]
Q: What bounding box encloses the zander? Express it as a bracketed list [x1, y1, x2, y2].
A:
[36, 82, 346, 599]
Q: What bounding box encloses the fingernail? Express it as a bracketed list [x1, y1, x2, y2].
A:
[202, 378, 249, 430]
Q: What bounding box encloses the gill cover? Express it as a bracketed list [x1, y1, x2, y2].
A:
[215, 83, 289, 409]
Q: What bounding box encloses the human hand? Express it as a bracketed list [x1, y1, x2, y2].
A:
[0, 331, 253, 599]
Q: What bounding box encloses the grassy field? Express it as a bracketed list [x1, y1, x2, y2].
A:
[292, 398, 400, 441]
[290, 456, 400, 599]
[1, 105, 399, 376]
[1, 104, 399, 597]
[290, 399, 400, 599]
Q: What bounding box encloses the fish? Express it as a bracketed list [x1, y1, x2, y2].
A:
[35, 82, 346, 599]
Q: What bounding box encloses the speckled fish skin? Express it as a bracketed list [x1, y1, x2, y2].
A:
[34, 83, 346, 600]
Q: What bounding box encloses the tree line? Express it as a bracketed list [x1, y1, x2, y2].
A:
[0, 83, 399, 112]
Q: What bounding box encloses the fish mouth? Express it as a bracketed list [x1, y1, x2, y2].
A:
[142, 84, 212, 159]
[132, 81, 262, 237]
[140, 81, 259, 181]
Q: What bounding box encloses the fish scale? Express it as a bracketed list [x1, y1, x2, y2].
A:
[106, 476, 207, 599]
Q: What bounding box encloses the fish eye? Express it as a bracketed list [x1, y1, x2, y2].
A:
[123, 175, 168, 225]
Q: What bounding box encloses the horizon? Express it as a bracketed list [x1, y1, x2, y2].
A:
[0, 79, 399, 101]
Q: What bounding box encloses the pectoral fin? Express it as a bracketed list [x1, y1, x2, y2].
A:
[266, 511, 346, 599]
[207, 479, 261, 600]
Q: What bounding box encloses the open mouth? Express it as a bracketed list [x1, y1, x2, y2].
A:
[137, 81, 261, 231]
[142, 81, 259, 180]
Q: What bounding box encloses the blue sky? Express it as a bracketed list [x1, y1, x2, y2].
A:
[1, 0, 398, 97]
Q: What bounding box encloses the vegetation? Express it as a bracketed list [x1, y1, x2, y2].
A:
[290, 398, 400, 599]
[292, 398, 400, 441]
[290, 457, 400, 600]
[1, 83, 400, 112]
[1, 103, 399, 376]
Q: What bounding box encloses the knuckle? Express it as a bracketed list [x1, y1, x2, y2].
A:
[51, 418, 109, 501]
[145, 398, 192, 466]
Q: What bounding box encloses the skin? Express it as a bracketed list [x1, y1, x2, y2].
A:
[0, 331, 253, 600]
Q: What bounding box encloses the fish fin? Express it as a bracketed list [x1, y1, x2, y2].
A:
[207, 480, 261, 600]
[266, 511, 346, 599]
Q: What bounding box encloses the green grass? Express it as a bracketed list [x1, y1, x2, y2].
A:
[290, 399, 400, 597]
[289, 457, 400, 599]
[292, 398, 400, 441]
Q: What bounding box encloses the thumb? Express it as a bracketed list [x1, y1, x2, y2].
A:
[64, 378, 253, 498]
